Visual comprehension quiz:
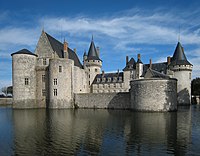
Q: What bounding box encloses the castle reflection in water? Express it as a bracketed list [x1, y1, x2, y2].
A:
[8, 106, 194, 155]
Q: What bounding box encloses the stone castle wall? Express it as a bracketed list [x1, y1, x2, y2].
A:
[130, 78, 177, 112]
[74, 93, 130, 109]
[0, 98, 12, 105]
[73, 66, 88, 93]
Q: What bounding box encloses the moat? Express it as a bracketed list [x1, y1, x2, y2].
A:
[0, 105, 200, 155]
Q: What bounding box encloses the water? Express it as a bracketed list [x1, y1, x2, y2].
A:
[0, 105, 200, 155]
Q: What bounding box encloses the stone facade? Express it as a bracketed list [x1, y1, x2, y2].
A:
[11, 31, 192, 110]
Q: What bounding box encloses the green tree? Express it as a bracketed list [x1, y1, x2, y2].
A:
[1, 86, 13, 96]
[191, 78, 200, 96]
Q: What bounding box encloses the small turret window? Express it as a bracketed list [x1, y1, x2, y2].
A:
[53, 89, 57, 96]
[43, 58, 47, 65]
[54, 79, 57, 85]
[42, 75, 45, 82]
[189, 73, 191, 79]
[25, 78, 29, 85]
[42, 89, 46, 96]
[95, 68, 98, 72]
[59, 66, 62, 72]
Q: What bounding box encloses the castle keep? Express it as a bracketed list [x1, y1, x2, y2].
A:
[11, 31, 193, 111]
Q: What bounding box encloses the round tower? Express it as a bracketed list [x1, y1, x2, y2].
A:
[83, 38, 102, 86]
[11, 49, 37, 108]
[168, 42, 193, 105]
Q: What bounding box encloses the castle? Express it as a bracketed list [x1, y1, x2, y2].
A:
[11, 30, 193, 110]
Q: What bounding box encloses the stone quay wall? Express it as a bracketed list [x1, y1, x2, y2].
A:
[0, 98, 12, 105]
[130, 78, 177, 112]
[74, 93, 130, 109]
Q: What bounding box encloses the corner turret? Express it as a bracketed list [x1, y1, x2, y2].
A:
[168, 42, 193, 105]
[83, 37, 102, 88]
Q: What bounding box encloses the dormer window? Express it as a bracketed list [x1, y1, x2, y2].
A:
[102, 77, 106, 82]
[97, 78, 100, 83]
[113, 77, 117, 82]
[107, 77, 111, 82]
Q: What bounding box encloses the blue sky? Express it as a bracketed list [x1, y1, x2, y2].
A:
[0, 0, 200, 89]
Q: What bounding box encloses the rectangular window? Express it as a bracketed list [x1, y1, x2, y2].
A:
[54, 79, 57, 85]
[59, 66, 62, 72]
[53, 89, 57, 96]
[42, 89, 46, 96]
[189, 73, 191, 79]
[25, 78, 29, 85]
[43, 58, 47, 65]
[95, 68, 98, 72]
[42, 75, 45, 82]
[89, 81, 90, 85]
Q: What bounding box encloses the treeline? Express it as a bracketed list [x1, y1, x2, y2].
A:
[192, 77, 200, 96]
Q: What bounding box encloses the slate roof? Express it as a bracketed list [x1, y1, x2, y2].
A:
[123, 58, 136, 71]
[11, 49, 37, 56]
[45, 32, 83, 68]
[144, 68, 170, 79]
[92, 72, 124, 84]
[143, 62, 168, 74]
[170, 42, 192, 66]
[87, 40, 101, 61]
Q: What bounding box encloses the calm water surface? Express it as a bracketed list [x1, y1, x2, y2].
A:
[0, 105, 200, 155]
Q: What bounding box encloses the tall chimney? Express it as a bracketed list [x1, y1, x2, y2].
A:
[64, 40, 68, 58]
[150, 59, 152, 69]
[138, 54, 141, 60]
[102, 70, 105, 77]
[74, 48, 77, 53]
[167, 56, 171, 65]
[126, 56, 129, 65]
[96, 46, 100, 57]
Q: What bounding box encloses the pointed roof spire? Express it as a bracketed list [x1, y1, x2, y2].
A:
[92, 34, 94, 41]
[83, 50, 87, 56]
[170, 42, 192, 66]
[87, 36, 101, 61]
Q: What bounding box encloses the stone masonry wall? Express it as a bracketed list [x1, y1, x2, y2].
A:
[75, 93, 130, 109]
[130, 78, 177, 112]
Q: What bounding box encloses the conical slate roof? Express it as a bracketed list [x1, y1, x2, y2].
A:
[11, 49, 37, 56]
[87, 40, 101, 61]
[170, 42, 192, 66]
